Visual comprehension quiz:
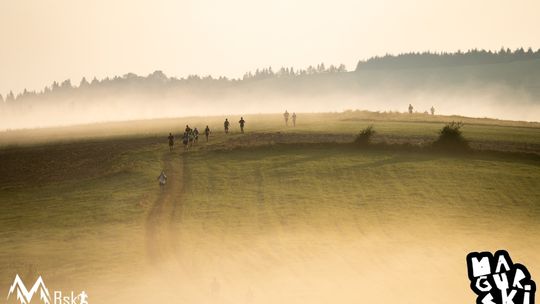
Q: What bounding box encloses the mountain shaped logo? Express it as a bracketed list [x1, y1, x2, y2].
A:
[7, 275, 51, 304]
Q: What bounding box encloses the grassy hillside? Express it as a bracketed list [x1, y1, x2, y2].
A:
[0, 138, 165, 288]
[178, 145, 540, 303]
[0, 112, 539, 303]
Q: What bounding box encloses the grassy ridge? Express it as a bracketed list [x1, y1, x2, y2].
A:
[0, 112, 539, 302]
[1, 111, 539, 149]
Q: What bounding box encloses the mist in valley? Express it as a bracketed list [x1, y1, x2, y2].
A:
[2, 50, 540, 131]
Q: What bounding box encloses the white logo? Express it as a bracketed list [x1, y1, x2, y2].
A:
[7, 275, 88, 304]
[467, 250, 536, 304]
[7, 275, 50, 304]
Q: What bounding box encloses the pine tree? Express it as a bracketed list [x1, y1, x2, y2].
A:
[61, 79, 72, 89]
[80, 77, 89, 87]
[6, 91, 15, 102]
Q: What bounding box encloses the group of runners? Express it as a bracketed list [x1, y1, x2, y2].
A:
[283, 110, 297, 126]
[166, 116, 249, 152]
[224, 117, 246, 134]
[167, 124, 211, 151]
[166, 112, 297, 153]
[160, 112, 296, 186]
[408, 104, 436, 115]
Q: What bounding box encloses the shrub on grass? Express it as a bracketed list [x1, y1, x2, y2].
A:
[433, 121, 470, 151]
[354, 125, 375, 146]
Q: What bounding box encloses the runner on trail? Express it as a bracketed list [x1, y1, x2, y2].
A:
[204, 125, 211, 142]
[239, 117, 246, 133]
[194, 127, 200, 143]
[283, 110, 290, 126]
[408, 104, 414, 114]
[157, 171, 167, 191]
[182, 132, 189, 149]
[185, 125, 192, 133]
[188, 129, 195, 147]
[292, 112, 297, 127]
[168, 133, 174, 151]
[430, 106, 435, 115]
[224, 118, 230, 134]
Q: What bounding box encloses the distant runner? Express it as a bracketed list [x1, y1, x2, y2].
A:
[292, 112, 297, 127]
[168, 132, 174, 151]
[194, 127, 200, 143]
[188, 129, 195, 147]
[204, 125, 211, 142]
[157, 171, 167, 191]
[224, 118, 230, 134]
[239, 117, 246, 133]
[408, 104, 414, 114]
[185, 125, 192, 133]
[430, 106, 435, 115]
[182, 132, 189, 149]
[283, 110, 290, 126]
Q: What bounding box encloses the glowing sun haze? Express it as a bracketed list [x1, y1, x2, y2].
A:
[1, 0, 539, 94]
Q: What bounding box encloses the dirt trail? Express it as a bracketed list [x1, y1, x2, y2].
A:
[146, 152, 184, 264]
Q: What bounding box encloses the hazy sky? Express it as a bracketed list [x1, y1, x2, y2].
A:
[1, 0, 539, 95]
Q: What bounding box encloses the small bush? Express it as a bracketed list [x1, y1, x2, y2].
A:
[433, 121, 469, 151]
[354, 125, 375, 146]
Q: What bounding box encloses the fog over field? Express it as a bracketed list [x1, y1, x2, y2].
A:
[2, 84, 539, 130]
[2, 51, 540, 130]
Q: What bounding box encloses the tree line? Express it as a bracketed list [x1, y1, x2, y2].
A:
[2, 47, 540, 104]
[0, 63, 347, 104]
[355, 47, 540, 70]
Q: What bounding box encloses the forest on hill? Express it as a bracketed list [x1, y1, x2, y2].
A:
[1, 48, 539, 129]
[356, 47, 540, 70]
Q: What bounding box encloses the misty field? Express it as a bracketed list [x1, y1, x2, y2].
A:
[0, 111, 539, 304]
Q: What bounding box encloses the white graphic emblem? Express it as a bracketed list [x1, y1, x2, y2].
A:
[7, 275, 51, 304]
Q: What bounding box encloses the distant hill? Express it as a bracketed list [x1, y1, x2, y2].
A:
[1, 48, 539, 129]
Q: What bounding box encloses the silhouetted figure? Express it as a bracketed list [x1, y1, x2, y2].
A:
[182, 132, 189, 149]
[239, 117, 246, 133]
[157, 171, 167, 191]
[284, 110, 290, 126]
[168, 133, 174, 151]
[224, 118, 230, 134]
[188, 129, 195, 148]
[193, 128, 199, 143]
[292, 112, 297, 127]
[408, 104, 414, 114]
[185, 125, 191, 133]
[204, 125, 211, 142]
[430, 106, 435, 115]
